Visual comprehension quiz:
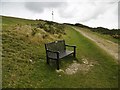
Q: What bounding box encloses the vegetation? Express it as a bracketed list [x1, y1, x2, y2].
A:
[2, 16, 119, 88]
[91, 27, 120, 39]
[37, 21, 65, 34]
[2, 15, 38, 25]
[74, 23, 120, 40]
[31, 28, 39, 36]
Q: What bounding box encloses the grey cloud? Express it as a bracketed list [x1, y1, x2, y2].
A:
[84, 2, 118, 21]
[58, 8, 75, 19]
[57, 0, 119, 22]
[25, 2, 67, 13]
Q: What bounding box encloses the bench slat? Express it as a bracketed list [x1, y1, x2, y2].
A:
[46, 40, 65, 52]
[48, 50, 74, 59]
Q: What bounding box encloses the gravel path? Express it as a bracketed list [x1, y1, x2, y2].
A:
[72, 27, 118, 60]
[56, 60, 97, 75]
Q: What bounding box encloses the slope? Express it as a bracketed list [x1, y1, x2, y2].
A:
[72, 27, 118, 60]
[2, 16, 119, 88]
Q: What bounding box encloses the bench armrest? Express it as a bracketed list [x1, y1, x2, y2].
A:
[65, 44, 76, 57]
[65, 44, 76, 48]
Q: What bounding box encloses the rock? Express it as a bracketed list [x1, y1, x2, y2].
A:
[59, 75, 61, 77]
[29, 59, 32, 62]
[74, 68, 78, 71]
[83, 59, 89, 64]
[89, 64, 93, 67]
[65, 62, 80, 75]
[56, 69, 64, 73]
[73, 60, 77, 63]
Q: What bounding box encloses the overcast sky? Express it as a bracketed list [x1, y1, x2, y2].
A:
[0, 0, 119, 29]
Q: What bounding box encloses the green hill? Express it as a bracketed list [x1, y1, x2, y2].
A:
[2, 16, 119, 88]
[2, 15, 38, 25]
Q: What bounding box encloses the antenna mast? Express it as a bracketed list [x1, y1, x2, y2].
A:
[52, 10, 54, 21]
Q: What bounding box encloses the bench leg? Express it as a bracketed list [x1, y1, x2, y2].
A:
[73, 48, 76, 58]
[46, 57, 49, 64]
[73, 51, 76, 58]
[56, 59, 59, 70]
[74, 53, 76, 58]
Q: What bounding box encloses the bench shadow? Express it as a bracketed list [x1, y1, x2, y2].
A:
[46, 54, 82, 70]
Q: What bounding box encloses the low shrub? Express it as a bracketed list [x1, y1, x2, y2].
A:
[31, 28, 38, 36]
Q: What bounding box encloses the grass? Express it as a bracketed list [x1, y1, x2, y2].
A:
[2, 16, 119, 88]
[2, 16, 38, 25]
[92, 32, 119, 43]
[75, 26, 119, 44]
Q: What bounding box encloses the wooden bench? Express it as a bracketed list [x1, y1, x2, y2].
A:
[45, 40, 76, 70]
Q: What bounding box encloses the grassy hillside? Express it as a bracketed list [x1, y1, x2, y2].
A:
[2, 16, 38, 25]
[74, 23, 120, 42]
[2, 16, 119, 88]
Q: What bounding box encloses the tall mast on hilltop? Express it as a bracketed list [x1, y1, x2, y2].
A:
[52, 10, 54, 21]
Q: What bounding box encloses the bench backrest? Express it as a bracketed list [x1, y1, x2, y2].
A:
[45, 40, 66, 52]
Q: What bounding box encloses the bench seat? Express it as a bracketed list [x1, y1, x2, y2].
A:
[48, 50, 74, 59]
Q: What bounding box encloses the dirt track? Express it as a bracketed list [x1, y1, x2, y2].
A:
[72, 27, 118, 60]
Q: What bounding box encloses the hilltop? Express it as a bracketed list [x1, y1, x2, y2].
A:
[2, 15, 120, 40]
